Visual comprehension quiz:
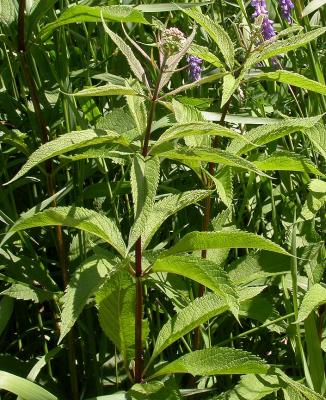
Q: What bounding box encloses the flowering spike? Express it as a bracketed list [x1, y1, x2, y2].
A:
[161, 27, 186, 56]
[279, 0, 295, 23]
[186, 55, 203, 82]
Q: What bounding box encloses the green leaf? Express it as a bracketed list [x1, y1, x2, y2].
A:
[128, 156, 160, 250]
[27, 0, 56, 39]
[278, 370, 325, 400]
[221, 74, 237, 108]
[134, 2, 213, 12]
[6, 129, 124, 184]
[148, 287, 262, 365]
[152, 122, 249, 149]
[156, 147, 267, 176]
[128, 379, 182, 400]
[212, 374, 282, 400]
[184, 8, 234, 68]
[302, 0, 326, 16]
[304, 123, 326, 159]
[189, 44, 223, 68]
[256, 28, 326, 62]
[164, 231, 290, 256]
[152, 255, 239, 318]
[228, 251, 290, 285]
[142, 190, 211, 249]
[126, 80, 147, 136]
[150, 347, 269, 378]
[9, 206, 126, 257]
[102, 20, 148, 85]
[72, 83, 140, 97]
[297, 283, 326, 323]
[1, 283, 54, 303]
[227, 115, 322, 155]
[97, 271, 137, 366]
[39, 5, 148, 41]
[246, 70, 326, 96]
[0, 0, 17, 27]
[0, 371, 57, 400]
[299, 179, 326, 221]
[253, 151, 325, 176]
[205, 166, 233, 207]
[0, 296, 14, 336]
[58, 256, 113, 343]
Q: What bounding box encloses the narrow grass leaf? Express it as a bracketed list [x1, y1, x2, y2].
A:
[150, 347, 269, 378]
[302, 0, 326, 16]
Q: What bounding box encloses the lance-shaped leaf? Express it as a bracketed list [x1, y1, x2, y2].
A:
[126, 80, 147, 136]
[221, 74, 236, 108]
[6, 129, 124, 184]
[1, 283, 54, 303]
[0, 371, 57, 400]
[164, 231, 290, 256]
[184, 8, 234, 68]
[39, 5, 148, 41]
[9, 206, 126, 257]
[143, 190, 211, 249]
[157, 147, 268, 176]
[147, 287, 263, 366]
[152, 255, 239, 318]
[102, 19, 148, 86]
[246, 70, 326, 96]
[128, 379, 182, 400]
[298, 179, 326, 221]
[188, 44, 223, 68]
[72, 83, 140, 97]
[128, 156, 160, 250]
[135, 1, 214, 12]
[58, 256, 113, 343]
[302, 0, 326, 16]
[253, 151, 325, 176]
[150, 347, 269, 378]
[152, 121, 250, 149]
[304, 123, 326, 159]
[297, 284, 326, 323]
[96, 271, 148, 367]
[255, 28, 326, 63]
[227, 115, 322, 155]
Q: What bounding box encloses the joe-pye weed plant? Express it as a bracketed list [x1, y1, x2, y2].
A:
[0, 1, 325, 399]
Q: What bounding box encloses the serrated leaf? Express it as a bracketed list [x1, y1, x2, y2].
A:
[253, 151, 325, 176]
[189, 44, 223, 68]
[0, 371, 57, 400]
[152, 255, 239, 318]
[164, 231, 290, 256]
[143, 190, 211, 249]
[58, 256, 113, 343]
[6, 129, 123, 184]
[297, 283, 326, 322]
[278, 370, 325, 400]
[304, 123, 326, 159]
[0, 0, 17, 27]
[9, 206, 126, 257]
[156, 147, 268, 176]
[255, 28, 326, 62]
[97, 271, 136, 365]
[246, 70, 326, 96]
[102, 19, 148, 85]
[208, 166, 233, 207]
[39, 5, 148, 41]
[184, 8, 234, 68]
[152, 122, 249, 149]
[150, 347, 269, 378]
[148, 287, 263, 365]
[73, 83, 140, 97]
[212, 374, 282, 400]
[128, 156, 160, 250]
[228, 251, 290, 285]
[172, 99, 204, 123]
[128, 379, 182, 400]
[299, 179, 326, 221]
[221, 74, 237, 107]
[126, 80, 147, 136]
[135, 2, 213, 12]
[227, 115, 322, 155]
[1, 283, 54, 303]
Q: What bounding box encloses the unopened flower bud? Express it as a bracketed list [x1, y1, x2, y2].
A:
[161, 27, 186, 55]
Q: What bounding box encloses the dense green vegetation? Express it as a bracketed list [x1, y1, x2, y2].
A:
[0, 0, 325, 399]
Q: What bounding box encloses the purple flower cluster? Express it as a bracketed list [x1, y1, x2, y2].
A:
[251, 0, 276, 41]
[279, 0, 295, 23]
[186, 55, 203, 82]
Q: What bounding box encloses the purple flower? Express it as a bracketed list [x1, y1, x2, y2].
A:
[262, 17, 276, 40]
[279, 0, 294, 23]
[186, 55, 203, 82]
[251, 0, 268, 18]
